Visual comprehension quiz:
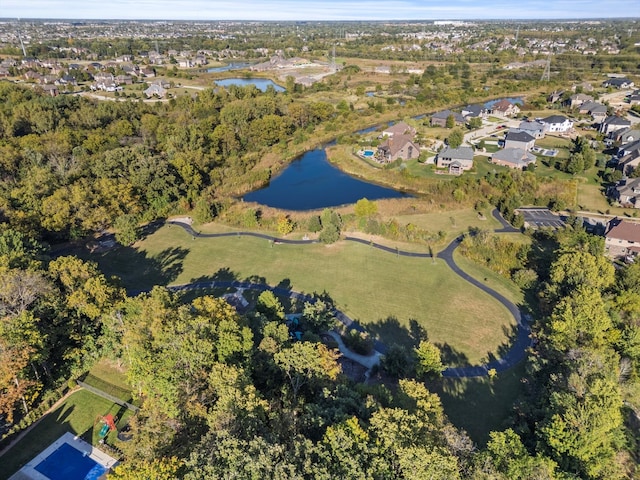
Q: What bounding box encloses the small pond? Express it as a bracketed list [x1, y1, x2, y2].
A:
[214, 78, 285, 92]
[242, 149, 410, 210]
[207, 62, 253, 73]
[484, 97, 524, 109]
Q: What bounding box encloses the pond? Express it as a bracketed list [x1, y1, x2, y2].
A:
[206, 62, 252, 73]
[242, 149, 410, 210]
[214, 78, 285, 92]
[484, 97, 524, 109]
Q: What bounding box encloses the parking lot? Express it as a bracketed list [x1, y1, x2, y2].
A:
[517, 208, 566, 229]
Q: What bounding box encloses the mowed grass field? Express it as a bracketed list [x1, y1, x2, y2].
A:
[88, 223, 516, 366]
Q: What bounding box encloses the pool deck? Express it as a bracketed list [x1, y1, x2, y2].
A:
[10, 432, 118, 480]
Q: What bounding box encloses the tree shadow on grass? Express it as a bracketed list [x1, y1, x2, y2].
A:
[88, 245, 189, 295]
[367, 316, 430, 351]
[429, 362, 526, 446]
[435, 342, 472, 368]
[484, 322, 524, 366]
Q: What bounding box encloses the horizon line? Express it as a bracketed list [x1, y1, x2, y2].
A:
[1, 16, 638, 22]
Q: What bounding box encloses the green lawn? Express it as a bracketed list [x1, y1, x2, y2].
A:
[397, 208, 501, 244]
[431, 362, 526, 445]
[84, 224, 516, 365]
[0, 389, 128, 480]
[83, 359, 138, 405]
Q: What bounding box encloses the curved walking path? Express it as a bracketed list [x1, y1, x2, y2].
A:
[165, 209, 531, 378]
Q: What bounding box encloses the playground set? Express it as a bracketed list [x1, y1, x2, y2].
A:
[95, 414, 117, 441]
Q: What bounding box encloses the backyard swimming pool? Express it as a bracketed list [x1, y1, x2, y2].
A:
[34, 442, 107, 480]
[362, 150, 375, 157]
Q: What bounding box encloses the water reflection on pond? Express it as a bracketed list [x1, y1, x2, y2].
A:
[242, 149, 410, 211]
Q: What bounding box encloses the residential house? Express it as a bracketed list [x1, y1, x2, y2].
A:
[381, 121, 416, 138]
[599, 116, 632, 136]
[40, 84, 59, 97]
[42, 74, 58, 84]
[140, 66, 156, 78]
[0, 68, 9, 77]
[177, 57, 194, 68]
[540, 115, 573, 133]
[618, 149, 640, 175]
[491, 148, 536, 170]
[602, 77, 635, 89]
[610, 177, 640, 207]
[628, 91, 640, 106]
[568, 93, 594, 108]
[430, 110, 465, 127]
[144, 83, 167, 98]
[461, 104, 488, 120]
[24, 71, 43, 82]
[57, 75, 77, 86]
[115, 75, 133, 85]
[436, 146, 474, 174]
[604, 218, 640, 259]
[618, 140, 640, 159]
[504, 130, 536, 151]
[517, 120, 546, 139]
[547, 90, 564, 103]
[376, 135, 420, 163]
[580, 101, 607, 121]
[613, 128, 640, 144]
[491, 99, 520, 117]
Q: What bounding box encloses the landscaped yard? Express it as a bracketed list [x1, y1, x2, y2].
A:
[83, 224, 517, 366]
[0, 389, 129, 480]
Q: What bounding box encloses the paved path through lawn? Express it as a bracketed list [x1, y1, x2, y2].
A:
[164, 209, 531, 378]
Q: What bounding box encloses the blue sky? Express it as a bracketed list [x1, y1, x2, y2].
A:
[3, 0, 640, 21]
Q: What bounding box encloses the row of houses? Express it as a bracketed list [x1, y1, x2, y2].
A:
[429, 99, 522, 128]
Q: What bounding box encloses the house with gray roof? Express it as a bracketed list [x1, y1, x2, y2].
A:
[599, 116, 632, 136]
[517, 120, 546, 139]
[144, 83, 167, 98]
[540, 115, 573, 133]
[611, 178, 640, 208]
[568, 93, 594, 108]
[436, 146, 474, 175]
[619, 149, 640, 176]
[461, 104, 488, 120]
[430, 110, 465, 127]
[613, 128, 640, 144]
[618, 140, 640, 158]
[578, 101, 607, 120]
[491, 148, 536, 170]
[504, 130, 536, 151]
[602, 78, 635, 89]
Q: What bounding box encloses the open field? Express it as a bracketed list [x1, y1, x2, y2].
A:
[0, 390, 129, 480]
[82, 224, 516, 365]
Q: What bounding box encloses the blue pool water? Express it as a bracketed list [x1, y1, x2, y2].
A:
[362, 150, 374, 157]
[35, 443, 107, 480]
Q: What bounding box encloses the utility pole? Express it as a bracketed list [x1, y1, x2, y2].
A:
[331, 43, 336, 72]
[16, 19, 27, 57]
[541, 54, 551, 82]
